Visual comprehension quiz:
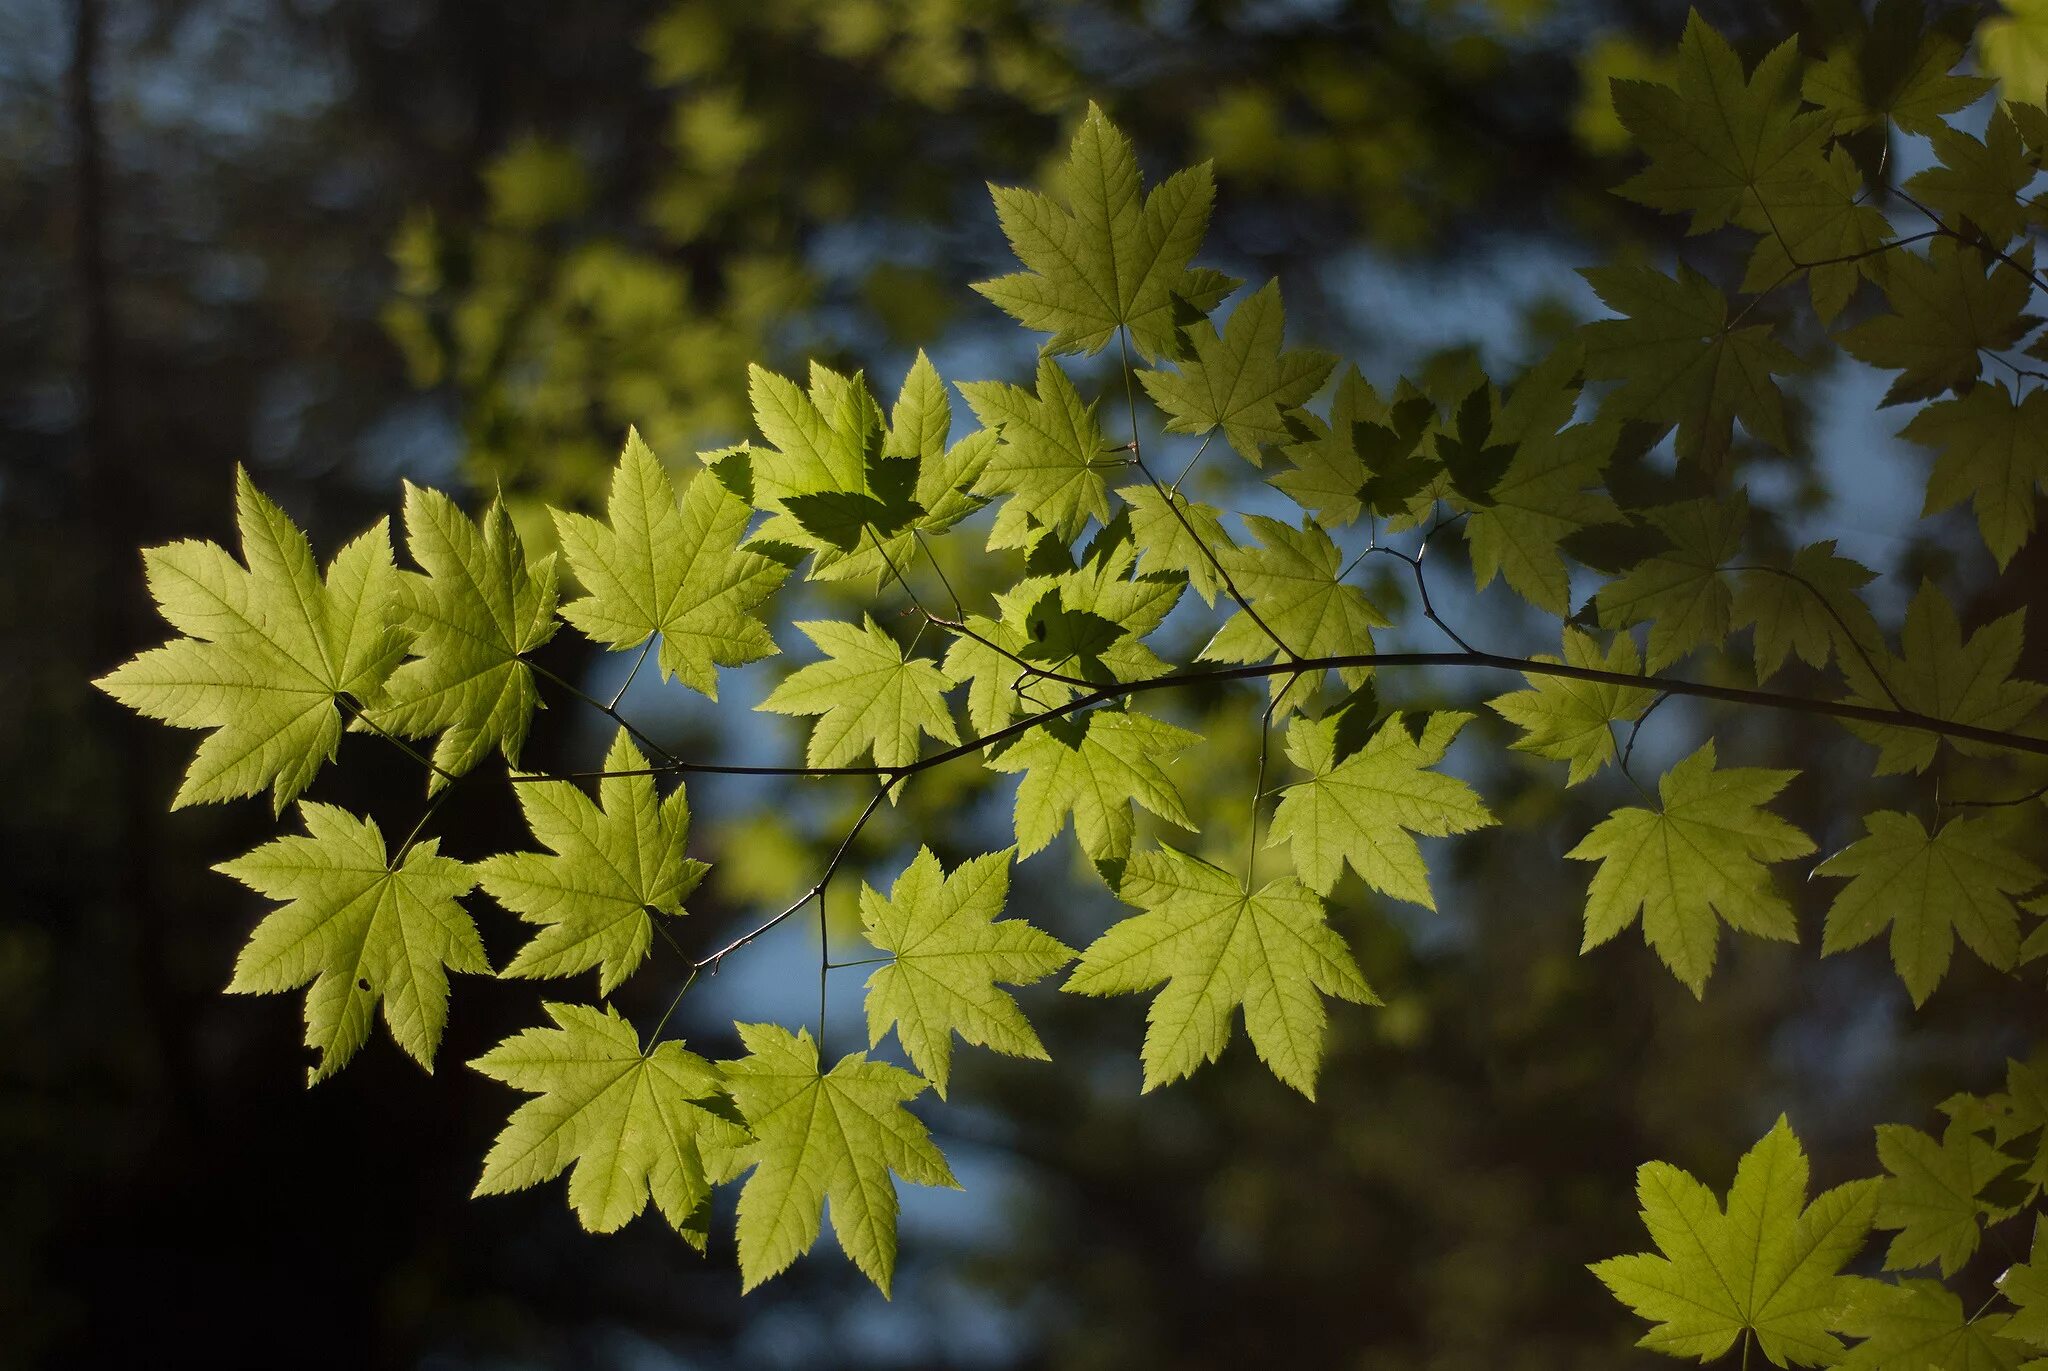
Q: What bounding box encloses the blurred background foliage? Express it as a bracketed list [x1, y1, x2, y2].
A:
[4, 0, 2044, 1366]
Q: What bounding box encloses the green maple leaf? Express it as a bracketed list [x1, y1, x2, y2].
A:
[972, 102, 1236, 360]
[1874, 1120, 2021, 1277]
[1840, 584, 2046, 775]
[1901, 379, 2048, 569]
[1271, 368, 1437, 526]
[1267, 710, 1496, 906]
[1014, 536, 1181, 678]
[1999, 1217, 2048, 1347]
[1840, 1277, 2032, 1370]
[470, 1002, 744, 1242]
[553, 428, 788, 697]
[1906, 107, 2036, 247]
[988, 708, 1200, 867]
[1802, 0, 1993, 136]
[1839, 240, 2040, 405]
[370, 484, 560, 787]
[858, 847, 1076, 1098]
[941, 610, 1064, 738]
[940, 538, 1180, 734]
[1593, 494, 1747, 672]
[1818, 811, 2044, 1006]
[722, 1023, 959, 1296]
[1119, 484, 1235, 604]
[1590, 1116, 1880, 1368]
[1569, 741, 1814, 996]
[216, 801, 486, 1082]
[1136, 280, 1336, 463]
[1581, 264, 1801, 463]
[477, 730, 708, 996]
[1489, 628, 1656, 786]
[1739, 146, 1891, 324]
[1731, 540, 1883, 681]
[775, 352, 999, 582]
[96, 468, 406, 810]
[1462, 361, 1619, 615]
[1612, 12, 1833, 235]
[1270, 366, 1372, 525]
[958, 355, 1116, 545]
[1992, 1059, 2048, 1195]
[745, 361, 930, 577]
[1065, 843, 1377, 1097]
[1198, 514, 1391, 710]
[758, 616, 959, 770]
[887, 350, 1000, 534]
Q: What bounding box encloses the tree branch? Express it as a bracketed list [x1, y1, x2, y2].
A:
[500, 647, 2048, 788]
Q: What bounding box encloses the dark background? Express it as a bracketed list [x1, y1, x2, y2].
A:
[2, 1, 2038, 1366]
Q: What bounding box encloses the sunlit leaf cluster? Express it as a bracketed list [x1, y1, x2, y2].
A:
[97, 12, 2048, 1329]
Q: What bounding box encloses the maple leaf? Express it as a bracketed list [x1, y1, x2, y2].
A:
[1991, 1059, 2048, 1196]
[370, 484, 560, 787]
[1462, 373, 1619, 615]
[470, 1002, 745, 1242]
[1590, 1116, 1881, 1368]
[1066, 843, 1377, 1097]
[1271, 366, 1372, 525]
[1739, 146, 1891, 324]
[1137, 280, 1336, 463]
[958, 355, 1116, 545]
[1817, 811, 2044, 1006]
[1838, 240, 2040, 405]
[1611, 12, 1834, 235]
[1581, 264, 1801, 464]
[759, 616, 959, 770]
[941, 538, 1180, 733]
[1801, 0, 1994, 136]
[1840, 1277, 2033, 1370]
[1569, 741, 1814, 996]
[887, 349, 1000, 536]
[216, 801, 486, 1083]
[1839, 584, 2047, 775]
[1731, 541, 1883, 681]
[1489, 628, 1656, 786]
[1271, 367, 1438, 526]
[722, 1023, 958, 1296]
[987, 709, 1200, 867]
[553, 428, 788, 697]
[478, 730, 708, 996]
[972, 102, 1236, 360]
[1018, 537, 1180, 674]
[1874, 1120, 2021, 1277]
[1906, 106, 2036, 247]
[96, 468, 406, 810]
[1999, 1217, 2048, 1347]
[744, 361, 929, 576]
[1120, 484, 1235, 604]
[1901, 379, 2048, 569]
[1593, 494, 1747, 672]
[769, 353, 998, 582]
[944, 581, 1168, 740]
[1267, 711, 1496, 906]
[1199, 514, 1391, 709]
[858, 847, 1075, 1098]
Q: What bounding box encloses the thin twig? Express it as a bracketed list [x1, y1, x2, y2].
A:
[502, 648, 2048, 787]
[530, 659, 678, 766]
[608, 637, 655, 711]
[689, 782, 895, 974]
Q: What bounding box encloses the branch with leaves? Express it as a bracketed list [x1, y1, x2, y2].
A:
[94, 12, 2048, 1349]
